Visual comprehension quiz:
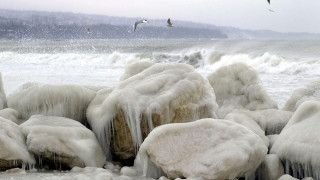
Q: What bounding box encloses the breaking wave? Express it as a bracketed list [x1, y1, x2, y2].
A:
[1, 49, 320, 76]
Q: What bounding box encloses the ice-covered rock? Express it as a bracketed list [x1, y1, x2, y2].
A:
[207, 63, 278, 118]
[0, 72, 7, 110]
[0, 117, 35, 170]
[225, 109, 292, 135]
[0, 108, 19, 124]
[7, 83, 96, 125]
[271, 100, 320, 179]
[87, 63, 218, 161]
[134, 118, 267, 180]
[283, 79, 320, 112]
[20, 115, 106, 169]
[255, 154, 284, 180]
[120, 61, 155, 81]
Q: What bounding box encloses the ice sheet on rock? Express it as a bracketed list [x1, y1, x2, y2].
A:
[87, 63, 219, 157]
[283, 79, 320, 112]
[271, 100, 320, 179]
[120, 61, 155, 81]
[0, 117, 35, 167]
[134, 118, 267, 180]
[7, 83, 96, 125]
[20, 115, 106, 168]
[207, 63, 278, 118]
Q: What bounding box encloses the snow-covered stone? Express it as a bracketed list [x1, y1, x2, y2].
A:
[0, 117, 35, 170]
[8, 83, 96, 125]
[0, 72, 7, 110]
[20, 115, 106, 169]
[87, 63, 219, 161]
[283, 79, 320, 112]
[207, 63, 278, 118]
[134, 118, 267, 180]
[271, 100, 320, 179]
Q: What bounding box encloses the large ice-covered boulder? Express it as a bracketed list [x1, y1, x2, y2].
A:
[225, 109, 292, 136]
[87, 63, 219, 161]
[20, 115, 106, 169]
[0, 73, 7, 110]
[134, 118, 268, 180]
[7, 83, 96, 125]
[207, 63, 278, 118]
[283, 79, 320, 112]
[271, 100, 320, 179]
[0, 117, 35, 170]
[120, 61, 155, 81]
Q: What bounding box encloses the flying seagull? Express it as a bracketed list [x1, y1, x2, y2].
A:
[133, 19, 148, 31]
[167, 18, 174, 27]
[267, 0, 270, 4]
[268, 9, 275, 12]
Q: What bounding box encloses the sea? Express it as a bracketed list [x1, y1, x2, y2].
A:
[0, 39, 320, 179]
[1, 39, 320, 109]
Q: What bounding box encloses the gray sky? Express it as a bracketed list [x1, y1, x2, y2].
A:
[1, 0, 320, 33]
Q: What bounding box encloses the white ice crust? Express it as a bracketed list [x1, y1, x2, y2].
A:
[271, 100, 320, 179]
[0, 117, 35, 165]
[207, 63, 278, 118]
[134, 118, 267, 180]
[20, 115, 106, 167]
[7, 83, 96, 124]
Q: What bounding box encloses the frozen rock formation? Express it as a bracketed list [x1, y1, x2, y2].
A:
[207, 63, 278, 118]
[283, 79, 320, 112]
[271, 100, 320, 179]
[87, 63, 219, 161]
[0, 117, 35, 170]
[8, 83, 96, 125]
[20, 115, 106, 169]
[134, 118, 267, 180]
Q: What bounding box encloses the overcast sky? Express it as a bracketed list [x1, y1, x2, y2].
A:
[1, 0, 320, 33]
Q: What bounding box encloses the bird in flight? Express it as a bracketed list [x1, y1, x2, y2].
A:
[133, 19, 148, 31]
[87, 28, 92, 34]
[268, 9, 275, 12]
[167, 18, 174, 27]
[267, 0, 270, 4]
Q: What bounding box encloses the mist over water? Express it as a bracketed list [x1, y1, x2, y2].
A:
[1, 39, 320, 108]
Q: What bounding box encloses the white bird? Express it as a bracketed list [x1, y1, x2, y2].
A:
[133, 19, 148, 31]
[167, 18, 174, 27]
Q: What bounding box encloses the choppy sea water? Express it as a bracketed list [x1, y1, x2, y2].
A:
[1, 39, 320, 108]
